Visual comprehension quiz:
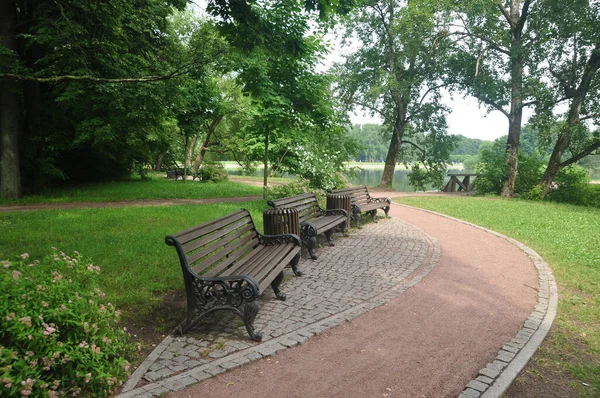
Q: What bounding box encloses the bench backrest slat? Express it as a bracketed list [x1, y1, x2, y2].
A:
[193, 233, 258, 277]
[174, 210, 249, 243]
[167, 209, 261, 277]
[331, 185, 372, 205]
[182, 218, 252, 254]
[268, 193, 322, 223]
[186, 224, 255, 266]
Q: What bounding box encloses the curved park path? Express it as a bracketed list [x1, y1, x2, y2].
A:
[1, 190, 556, 397]
[157, 199, 554, 398]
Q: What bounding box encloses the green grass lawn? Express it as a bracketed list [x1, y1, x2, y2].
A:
[1, 197, 269, 319]
[0, 171, 262, 205]
[395, 196, 600, 396]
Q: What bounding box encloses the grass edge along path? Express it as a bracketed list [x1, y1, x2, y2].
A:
[0, 172, 262, 206]
[394, 196, 600, 397]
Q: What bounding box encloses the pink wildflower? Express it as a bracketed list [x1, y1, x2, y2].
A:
[12, 270, 21, 280]
[44, 325, 56, 335]
[19, 316, 32, 327]
[20, 253, 29, 259]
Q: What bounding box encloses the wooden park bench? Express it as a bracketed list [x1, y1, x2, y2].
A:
[166, 168, 185, 180]
[268, 193, 348, 260]
[330, 185, 391, 228]
[165, 209, 301, 341]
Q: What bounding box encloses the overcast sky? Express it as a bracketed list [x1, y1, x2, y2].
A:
[348, 94, 513, 142]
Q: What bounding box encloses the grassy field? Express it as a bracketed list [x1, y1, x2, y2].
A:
[395, 196, 600, 396]
[0, 171, 262, 206]
[1, 200, 269, 318]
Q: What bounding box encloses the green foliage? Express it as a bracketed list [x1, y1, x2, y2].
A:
[196, 163, 228, 182]
[546, 165, 598, 207]
[0, 200, 269, 318]
[347, 124, 388, 162]
[336, 0, 457, 187]
[0, 250, 133, 397]
[268, 178, 321, 199]
[452, 135, 485, 156]
[475, 139, 544, 196]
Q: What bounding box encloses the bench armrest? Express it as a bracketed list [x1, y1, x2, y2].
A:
[322, 208, 349, 218]
[257, 232, 302, 246]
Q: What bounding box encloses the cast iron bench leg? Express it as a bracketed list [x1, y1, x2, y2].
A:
[324, 229, 335, 246]
[241, 301, 262, 342]
[370, 209, 378, 222]
[270, 271, 287, 301]
[291, 252, 302, 276]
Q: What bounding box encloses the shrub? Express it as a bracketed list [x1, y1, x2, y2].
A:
[196, 163, 228, 182]
[0, 249, 134, 397]
[475, 140, 544, 196]
[546, 165, 596, 206]
[268, 178, 323, 199]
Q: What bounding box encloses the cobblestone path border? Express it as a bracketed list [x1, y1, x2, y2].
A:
[118, 217, 441, 398]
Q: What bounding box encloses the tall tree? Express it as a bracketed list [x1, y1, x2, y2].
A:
[207, 0, 354, 196]
[336, 0, 456, 189]
[530, 0, 600, 197]
[450, 0, 542, 197]
[0, 0, 189, 198]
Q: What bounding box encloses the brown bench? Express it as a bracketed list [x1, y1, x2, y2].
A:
[165, 209, 301, 341]
[268, 193, 348, 260]
[330, 185, 391, 228]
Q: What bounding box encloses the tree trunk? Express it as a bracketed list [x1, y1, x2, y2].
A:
[263, 130, 269, 199]
[192, 116, 222, 173]
[186, 134, 198, 168]
[500, 0, 526, 198]
[379, 109, 406, 188]
[0, 1, 22, 198]
[192, 131, 212, 173]
[537, 43, 600, 197]
[379, 126, 402, 188]
[154, 152, 165, 171]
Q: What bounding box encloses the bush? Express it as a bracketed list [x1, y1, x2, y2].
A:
[268, 178, 324, 199]
[546, 165, 598, 206]
[196, 163, 228, 182]
[0, 249, 133, 397]
[475, 140, 544, 196]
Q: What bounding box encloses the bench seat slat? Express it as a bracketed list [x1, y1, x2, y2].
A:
[196, 233, 258, 277]
[187, 226, 255, 264]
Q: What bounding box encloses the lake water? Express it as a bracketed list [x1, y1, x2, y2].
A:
[230, 165, 600, 190]
[228, 168, 454, 192]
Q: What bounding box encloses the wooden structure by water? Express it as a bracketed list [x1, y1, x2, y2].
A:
[443, 173, 479, 192]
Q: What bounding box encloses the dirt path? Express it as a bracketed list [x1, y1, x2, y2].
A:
[0, 196, 262, 213]
[166, 203, 538, 398]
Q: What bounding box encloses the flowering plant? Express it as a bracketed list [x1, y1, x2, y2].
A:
[1, 249, 133, 397]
